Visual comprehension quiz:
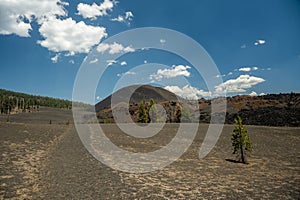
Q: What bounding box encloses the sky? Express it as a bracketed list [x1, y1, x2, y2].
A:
[0, 0, 300, 103]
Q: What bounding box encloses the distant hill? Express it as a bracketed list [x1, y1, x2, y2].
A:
[95, 85, 300, 126]
[95, 85, 179, 111]
[0, 88, 72, 114]
[95, 85, 188, 123]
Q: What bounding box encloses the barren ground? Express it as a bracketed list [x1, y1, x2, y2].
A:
[0, 108, 299, 199]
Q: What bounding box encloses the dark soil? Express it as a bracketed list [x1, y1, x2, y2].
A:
[1, 108, 299, 199]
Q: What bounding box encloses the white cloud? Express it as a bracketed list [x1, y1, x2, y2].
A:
[267, 67, 271, 71]
[77, 0, 114, 19]
[164, 85, 211, 100]
[120, 61, 127, 66]
[69, 60, 75, 64]
[228, 72, 233, 75]
[160, 39, 166, 44]
[111, 11, 134, 23]
[124, 71, 136, 75]
[239, 67, 251, 72]
[259, 92, 265, 96]
[144, 60, 148, 64]
[252, 66, 258, 71]
[0, 0, 68, 37]
[97, 42, 135, 54]
[51, 54, 60, 63]
[117, 71, 136, 77]
[150, 65, 191, 80]
[111, 16, 124, 22]
[89, 58, 98, 64]
[125, 11, 134, 20]
[107, 59, 117, 66]
[215, 74, 226, 78]
[254, 39, 266, 46]
[241, 44, 247, 49]
[38, 17, 107, 54]
[215, 75, 265, 94]
[249, 91, 258, 96]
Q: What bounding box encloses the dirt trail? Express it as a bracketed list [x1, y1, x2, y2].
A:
[0, 123, 68, 199]
[38, 126, 125, 199]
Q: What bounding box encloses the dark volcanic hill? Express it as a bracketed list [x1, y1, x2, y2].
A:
[95, 85, 180, 111]
[95, 85, 300, 126]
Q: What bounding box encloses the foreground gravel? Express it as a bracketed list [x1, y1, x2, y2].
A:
[1, 111, 299, 199]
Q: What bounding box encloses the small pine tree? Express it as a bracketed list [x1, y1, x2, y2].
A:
[181, 105, 191, 122]
[148, 99, 158, 123]
[175, 104, 182, 123]
[137, 101, 148, 123]
[231, 116, 253, 164]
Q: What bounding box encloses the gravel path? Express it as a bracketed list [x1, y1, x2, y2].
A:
[39, 126, 125, 199]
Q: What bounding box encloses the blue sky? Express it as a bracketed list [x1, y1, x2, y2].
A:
[0, 0, 300, 102]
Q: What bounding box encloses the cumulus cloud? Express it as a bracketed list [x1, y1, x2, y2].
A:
[160, 39, 166, 44]
[97, 42, 135, 54]
[124, 71, 136, 75]
[117, 71, 136, 77]
[89, 58, 98, 64]
[111, 11, 133, 24]
[250, 91, 267, 97]
[120, 61, 127, 66]
[51, 54, 60, 63]
[215, 74, 226, 78]
[77, 0, 114, 19]
[150, 65, 191, 80]
[111, 16, 124, 22]
[107, 59, 117, 66]
[38, 17, 107, 54]
[252, 66, 258, 71]
[248, 91, 258, 96]
[241, 44, 247, 49]
[215, 75, 265, 94]
[0, 0, 68, 37]
[125, 11, 134, 19]
[239, 67, 251, 72]
[164, 85, 211, 100]
[254, 39, 266, 46]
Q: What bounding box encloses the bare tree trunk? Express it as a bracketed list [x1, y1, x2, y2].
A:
[240, 144, 245, 163]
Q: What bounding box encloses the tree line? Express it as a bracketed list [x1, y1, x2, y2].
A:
[0, 88, 72, 114]
[137, 99, 192, 123]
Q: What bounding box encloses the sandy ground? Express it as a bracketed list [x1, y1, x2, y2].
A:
[0, 108, 299, 199]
